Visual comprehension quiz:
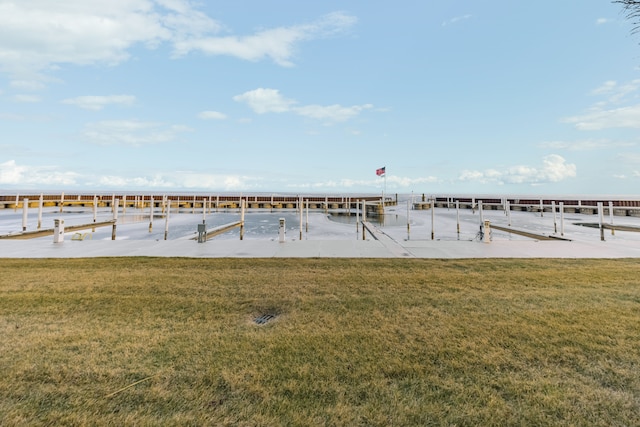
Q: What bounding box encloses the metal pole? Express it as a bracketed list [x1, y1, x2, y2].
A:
[552, 201, 557, 234]
[506, 200, 511, 227]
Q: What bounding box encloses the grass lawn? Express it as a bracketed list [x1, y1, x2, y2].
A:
[1, 258, 639, 426]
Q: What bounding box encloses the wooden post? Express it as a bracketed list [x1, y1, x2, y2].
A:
[111, 199, 119, 240]
[609, 201, 615, 235]
[305, 199, 309, 233]
[92, 195, 98, 232]
[456, 200, 460, 235]
[164, 200, 170, 240]
[14, 193, 19, 211]
[149, 196, 154, 232]
[431, 198, 435, 240]
[478, 200, 484, 225]
[38, 194, 43, 229]
[540, 199, 544, 217]
[356, 199, 360, 234]
[299, 196, 303, 240]
[362, 200, 366, 240]
[192, 195, 196, 214]
[407, 199, 411, 238]
[559, 202, 565, 236]
[22, 198, 28, 231]
[507, 200, 511, 227]
[240, 199, 245, 240]
[598, 202, 605, 241]
[122, 194, 127, 214]
[60, 192, 65, 213]
[552, 201, 557, 234]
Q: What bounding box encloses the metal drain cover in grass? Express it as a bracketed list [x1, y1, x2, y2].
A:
[254, 314, 276, 325]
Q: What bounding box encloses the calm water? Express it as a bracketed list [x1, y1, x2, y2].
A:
[328, 212, 408, 227]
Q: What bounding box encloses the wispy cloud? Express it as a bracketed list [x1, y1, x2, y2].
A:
[234, 88, 373, 123]
[13, 94, 41, 103]
[539, 138, 636, 151]
[442, 14, 472, 27]
[62, 95, 136, 110]
[172, 11, 357, 67]
[197, 110, 227, 120]
[82, 120, 192, 146]
[563, 79, 640, 130]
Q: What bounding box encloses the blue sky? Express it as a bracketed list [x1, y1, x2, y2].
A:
[1, 0, 640, 195]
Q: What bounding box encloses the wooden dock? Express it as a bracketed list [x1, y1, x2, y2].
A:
[0, 220, 116, 240]
[414, 196, 640, 218]
[0, 193, 396, 211]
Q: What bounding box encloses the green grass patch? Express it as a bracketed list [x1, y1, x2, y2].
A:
[1, 258, 639, 426]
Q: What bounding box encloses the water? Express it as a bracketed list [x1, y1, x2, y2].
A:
[328, 212, 408, 227]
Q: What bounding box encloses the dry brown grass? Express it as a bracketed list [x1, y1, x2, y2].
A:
[1, 258, 639, 426]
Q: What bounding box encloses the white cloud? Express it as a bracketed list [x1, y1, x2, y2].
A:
[0, 0, 172, 76]
[82, 120, 192, 146]
[0, 2, 355, 80]
[287, 174, 439, 190]
[442, 14, 472, 27]
[93, 171, 257, 190]
[197, 110, 227, 120]
[10, 80, 45, 91]
[295, 104, 373, 122]
[234, 88, 373, 123]
[0, 159, 79, 186]
[563, 105, 640, 130]
[61, 95, 136, 110]
[233, 88, 296, 113]
[458, 155, 576, 185]
[13, 94, 41, 103]
[564, 80, 640, 130]
[596, 18, 611, 25]
[172, 11, 357, 67]
[539, 138, 636, 151]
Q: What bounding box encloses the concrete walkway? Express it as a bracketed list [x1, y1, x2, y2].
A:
[1, 237, 639, 258]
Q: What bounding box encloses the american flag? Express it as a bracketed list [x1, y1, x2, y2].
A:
[376, 166, 386, 176]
